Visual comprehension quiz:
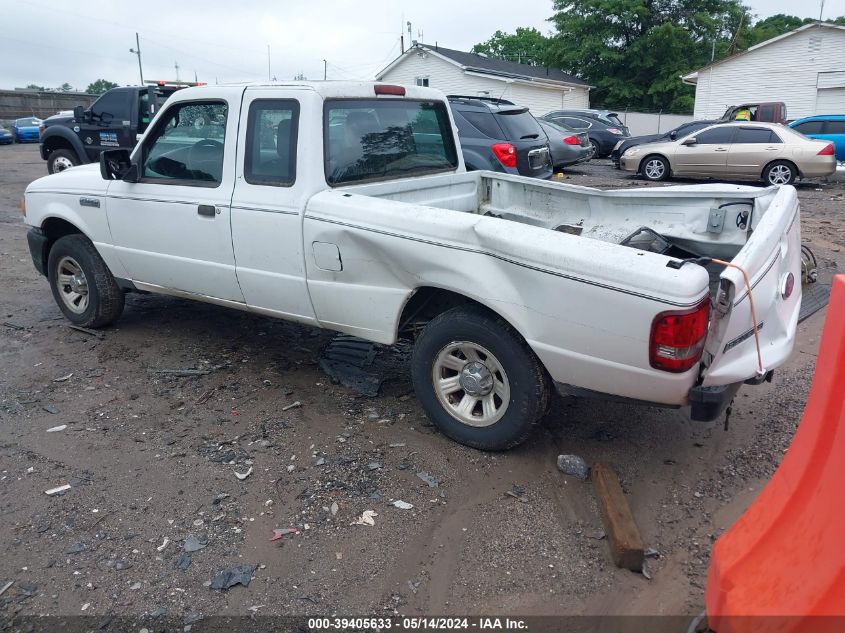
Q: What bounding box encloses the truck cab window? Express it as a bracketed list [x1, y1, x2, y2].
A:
[324, 99, 458, 185]
[91, 90, 129, 124]
[244, 100, 299, 186]
[141, 101, 227, 186]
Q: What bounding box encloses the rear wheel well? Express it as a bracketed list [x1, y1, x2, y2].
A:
[397, 287, 532, 345]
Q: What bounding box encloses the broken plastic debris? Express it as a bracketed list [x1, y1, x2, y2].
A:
[417, 471, 439, 488]
[330, 501, 339, 516]
[184, 534, 208, 552]
[53, 373, 73, 382]
[209, 564, 255, 590]
[352, 510, 377, 526]
[46, 425, 67, 433]
[392, 500, 414, 510]
[156, 538, 170, 552]
[281, 401, 302, 411]
[234, 466, 253, 480]
[270, 528, 299, 541]
[174, 552, 192, 570]
[45, 484, 72, 496]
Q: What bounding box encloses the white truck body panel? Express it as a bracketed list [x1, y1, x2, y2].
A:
[23, 81, 802, 415]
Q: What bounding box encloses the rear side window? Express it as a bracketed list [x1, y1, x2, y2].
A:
[559, 117, 590, 129]
[824, 120, 845, 134]
[460, 111, 504, 139]
[496, 110, 543, 140]
[244, 99, 299, 187]
[734, 127, 781, 144]
[324, 99, 458, 186]
[794, 120, 824, 134]
[694, 127, 736, 144]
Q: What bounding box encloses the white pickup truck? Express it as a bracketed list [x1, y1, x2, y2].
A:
[23, 82, 802, 450]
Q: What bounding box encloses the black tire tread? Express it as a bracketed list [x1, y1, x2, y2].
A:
[48, 234, 124, 328]
[411, 305, 550, 451]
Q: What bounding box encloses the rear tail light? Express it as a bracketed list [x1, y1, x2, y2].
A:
[649, 298, 711, 373]
[491, 143, 517, 168]
[607, 127, 623, 135]
[817, 143, 835, 156]
[374, 84, 406, 96]
[563, 135, 581, 145]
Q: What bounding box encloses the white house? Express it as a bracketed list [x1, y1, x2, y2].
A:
[681, 23, 845, 120]
[375, 43, 590, 115]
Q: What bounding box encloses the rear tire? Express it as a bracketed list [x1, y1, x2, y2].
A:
[589, 138, 602, 157]
[47, 234, 124, 328]
[763, 160, 797, 186]
[48, 149, 80, 174]
[640, 155, 670, 181]
[411, 305, 550, 451]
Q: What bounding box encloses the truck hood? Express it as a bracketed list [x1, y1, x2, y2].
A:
[26, 163, 105, 195]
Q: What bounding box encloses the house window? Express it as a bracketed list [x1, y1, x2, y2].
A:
[415, 76, 430, 87]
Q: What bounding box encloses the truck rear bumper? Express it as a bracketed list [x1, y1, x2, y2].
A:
[687, 382, 742, 421]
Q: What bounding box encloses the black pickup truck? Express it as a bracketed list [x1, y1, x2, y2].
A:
[39, 83, 190, 174]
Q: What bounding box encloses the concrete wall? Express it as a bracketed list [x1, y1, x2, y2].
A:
[616, 111, 695, 136]
[378, 50, 590, 115]
[0, 89, 97, 124]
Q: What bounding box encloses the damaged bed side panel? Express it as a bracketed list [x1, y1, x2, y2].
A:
[302, 187, 711, 406]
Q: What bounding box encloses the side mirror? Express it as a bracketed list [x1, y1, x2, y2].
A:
[669, 131, 677, 140]
[99, 149, 138, 182]
[681, 137, 697, 146]
[73, 105, 84, 121]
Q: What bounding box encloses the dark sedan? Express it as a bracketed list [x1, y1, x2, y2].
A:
[610, 120, 718, 167]
[11, 117, 42, 143]
[540, 111, 629, 158]
[0, 126, 13, 145]
[537, 119, 593, 170]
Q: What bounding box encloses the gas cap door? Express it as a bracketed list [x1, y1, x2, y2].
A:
[312, 241, 343, 272]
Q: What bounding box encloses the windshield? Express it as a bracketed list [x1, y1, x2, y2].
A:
[496, 109, 543, 140]
[324, 99, 458, 186]
[16, 118, 40, 126]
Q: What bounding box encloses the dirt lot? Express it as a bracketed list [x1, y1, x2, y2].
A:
[1, 143, 842, 630]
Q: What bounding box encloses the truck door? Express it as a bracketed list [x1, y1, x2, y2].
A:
[80, 88, 134, 162]
[229, 87, 317, 324]
[105, 90, 245, 303]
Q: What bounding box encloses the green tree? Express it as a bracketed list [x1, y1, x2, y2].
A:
[471, 27, 554, 66]
[546, 0, 750, 112]
[57, 82, 74, 92]
[25, 83, 47, 91]
[85, 79, 119, 95]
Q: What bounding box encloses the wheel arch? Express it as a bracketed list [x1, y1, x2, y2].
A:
[36, 217, 86, 275]
[761, 158, 800, 181]
[40, 127, 87, 163]
[640, 153, 671, 177]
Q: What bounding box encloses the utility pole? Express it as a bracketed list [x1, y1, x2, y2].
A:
[267, 45, 272, 81]
[819, 0, 825, 21]
[129, 32, 144, 85]
[174, 61, 180, 82]
[322, 59, 327, 80]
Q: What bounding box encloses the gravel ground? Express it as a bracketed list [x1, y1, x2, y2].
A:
[0, 145, 842, 629]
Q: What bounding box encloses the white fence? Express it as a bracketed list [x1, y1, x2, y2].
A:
[615, 111, 695, 136]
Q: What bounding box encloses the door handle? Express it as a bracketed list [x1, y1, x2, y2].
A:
[197, 204, 216, 217]
[715, 147, 728, 152]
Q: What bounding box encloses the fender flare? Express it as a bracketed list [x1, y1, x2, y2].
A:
[461, 148, 499, 172]
[40, 126, 89, 164]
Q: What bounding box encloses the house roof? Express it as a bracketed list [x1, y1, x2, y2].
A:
[376, 44, 591, 89]
[682, 22, 845, 84]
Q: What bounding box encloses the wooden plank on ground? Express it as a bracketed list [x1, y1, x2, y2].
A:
[591, 461, 644, 571]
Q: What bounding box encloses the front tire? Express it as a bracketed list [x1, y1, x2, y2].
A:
[48, 149, 80, 174]
[640, 155, 670, 181]
[411, 305, 550, 451]
[763, 160, 797, 186]
[47, 234, 124, 328]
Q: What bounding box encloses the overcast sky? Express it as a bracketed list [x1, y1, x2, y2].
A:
[0, 0, 842, 91]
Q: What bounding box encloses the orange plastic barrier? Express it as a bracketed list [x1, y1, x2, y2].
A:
[705, 275, 845, 633]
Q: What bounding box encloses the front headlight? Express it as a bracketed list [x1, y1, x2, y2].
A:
[623, 147, 641, 157]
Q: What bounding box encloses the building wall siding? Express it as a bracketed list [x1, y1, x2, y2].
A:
[377, 52, 589, 114]
[692, 26, 845, 120]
